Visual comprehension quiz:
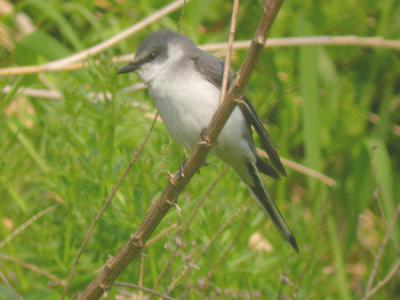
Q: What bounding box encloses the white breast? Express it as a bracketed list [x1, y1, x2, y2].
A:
[148, 60, 255, 165]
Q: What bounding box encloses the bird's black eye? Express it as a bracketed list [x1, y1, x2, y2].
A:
[148, 51, 157, 60]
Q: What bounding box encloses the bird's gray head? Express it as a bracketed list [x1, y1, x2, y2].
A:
[117, 29, 198, 83]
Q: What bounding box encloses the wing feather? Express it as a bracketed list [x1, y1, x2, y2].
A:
[193, 53, 286, 177]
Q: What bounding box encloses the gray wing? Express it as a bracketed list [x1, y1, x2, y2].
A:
[192, 52, 234, 88]
[192, 53, 286, 177]
[238, 97, 286, 176]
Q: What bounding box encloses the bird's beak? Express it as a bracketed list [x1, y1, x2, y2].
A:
[117, 58, 143, 75]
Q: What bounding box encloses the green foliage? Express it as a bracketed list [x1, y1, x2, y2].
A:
[0, 0, 399, 299]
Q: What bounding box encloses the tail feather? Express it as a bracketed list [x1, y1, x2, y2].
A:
[247, 162, 298, 252]
[256, 156, 281, 179]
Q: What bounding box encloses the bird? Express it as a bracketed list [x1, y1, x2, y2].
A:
[118, 29, 298, 252]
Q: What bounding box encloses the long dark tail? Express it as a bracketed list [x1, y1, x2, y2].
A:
[247, 162, 298, 252]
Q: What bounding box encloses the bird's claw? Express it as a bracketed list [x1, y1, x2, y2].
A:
[178, 164, 185, 178]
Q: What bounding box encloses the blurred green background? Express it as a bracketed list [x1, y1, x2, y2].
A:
[0, 0, 399, 299]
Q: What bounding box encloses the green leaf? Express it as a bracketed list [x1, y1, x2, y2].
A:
[367, 138, 397, 239]
[296, 16, 322, 185]
[328, 215, 352, 300]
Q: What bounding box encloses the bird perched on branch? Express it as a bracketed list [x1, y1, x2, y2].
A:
[118, 29, 298, 252]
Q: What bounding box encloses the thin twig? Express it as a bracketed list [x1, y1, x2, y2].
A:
[0, 206, 56, 250]
[281, 158, 336, 186]
[0, 269, 22, 299]
[2, 86, 61, 100]
[61, 113, 158, 299]
[79, 1, 284, 298]
[280, 157, 336, 186]
[2, 84, 148, 102]
[138, 254, 145, 298]
[154, 169, 227, 288]
[363, 206, 399, 300]
[365, 260, 400, 299]
[1, 35, 399, 76]
[0, 0, 188, 76]
[113, 282, 177, 300]
[145, 223, 178, 248]
[219, 0, 239, 103]
[200, 36, 400, 52]
[256, 149, 336, 186]
[0, 254, 65, 286]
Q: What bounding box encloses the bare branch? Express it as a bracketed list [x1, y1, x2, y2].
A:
[200, 35, 400, 52]
[219, 0, 239, 104]
[1, 86, 61, 100]
[259, 149, 337, 186]
[2, 35, 399, 76]
[0, 206, 56, 250]
[138, 254, 145, 299]
[0, 0, 188, 76]
[145, 223, 178, 248]
[0, 254, 64, 286]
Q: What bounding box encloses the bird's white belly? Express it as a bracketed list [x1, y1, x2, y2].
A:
[148, 69, 255, 163]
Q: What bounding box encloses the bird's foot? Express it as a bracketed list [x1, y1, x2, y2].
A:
[178, 159, 187, 178]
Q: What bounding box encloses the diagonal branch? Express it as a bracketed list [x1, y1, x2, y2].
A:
[1, 35, 399, 76]
[200, 36, 400, 52]
[79, 1, 284, 298]
[0, 254, 64, 286]
[0, 206, 56, 250]
[0, 0, 188, 76]
[219, 0, 239, 104]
